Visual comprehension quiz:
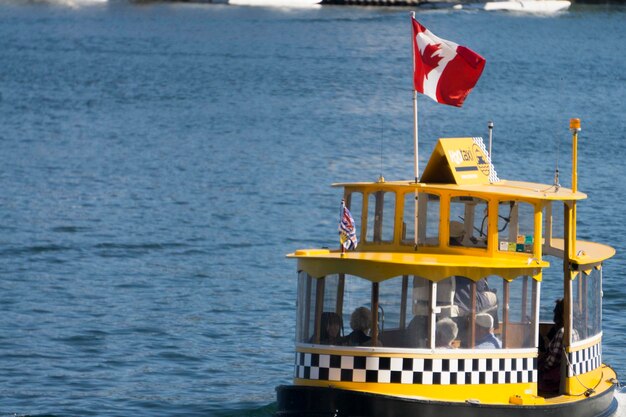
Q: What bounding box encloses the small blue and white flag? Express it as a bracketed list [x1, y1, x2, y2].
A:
[339, 199, 358, 251]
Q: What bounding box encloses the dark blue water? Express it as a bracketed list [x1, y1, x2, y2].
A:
[1, 2, 625, 416]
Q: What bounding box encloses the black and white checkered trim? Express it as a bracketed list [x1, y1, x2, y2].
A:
[473, 136, 499, 183]
[295, 352, 536, 385]
[567, 343, 601, 377]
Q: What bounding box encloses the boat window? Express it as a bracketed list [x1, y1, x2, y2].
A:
[452, 276, 500, 348]
[573, 268, 602, 340]
[340, 275, 378, 346]
[402, 192, 416, 245]
[366, 191, 395, 243]
[377, 276, 412, 329]
[295, 271, 316, 343]
[502, 276, 537, 348]
[539, 255, 563, 321]
[433, 277, 461, 348]
[375, 276, 414, 347]
[297, 273, 433, 348]
[296, 272, 539, 350]
[346, 192, 363, 244]
[402, 192, 440, 247]
[449, 196, 488, 248]
[542, 201, 565, 245]
[295, 273, 350, 345]
[407, 276, 432, 348]
[498, 201, 535, 254]
[295, 272, 379, 346]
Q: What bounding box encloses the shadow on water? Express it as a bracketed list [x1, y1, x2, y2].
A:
[213, 402, 277, 417]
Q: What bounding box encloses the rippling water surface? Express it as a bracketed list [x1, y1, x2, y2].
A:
[0, 2, 625, 416]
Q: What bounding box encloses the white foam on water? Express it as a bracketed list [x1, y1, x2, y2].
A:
[616, 389, 626, 417]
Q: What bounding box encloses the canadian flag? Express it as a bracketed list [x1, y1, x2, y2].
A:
[412, 19, 486, 107]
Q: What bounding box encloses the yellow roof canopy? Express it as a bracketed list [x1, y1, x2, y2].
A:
[289, 250, 547, 283]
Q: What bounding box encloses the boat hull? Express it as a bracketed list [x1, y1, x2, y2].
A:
[276, 384, 618, 417]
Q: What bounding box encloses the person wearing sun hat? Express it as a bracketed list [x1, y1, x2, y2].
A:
[449, 220, 466, 246]
[474, 313, 501, 349]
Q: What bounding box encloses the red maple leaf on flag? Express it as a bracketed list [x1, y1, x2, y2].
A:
[421, 43, 443, 79]
[412, 18, 486, 107]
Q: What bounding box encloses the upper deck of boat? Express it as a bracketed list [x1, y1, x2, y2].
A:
[333, 179, 587, 202]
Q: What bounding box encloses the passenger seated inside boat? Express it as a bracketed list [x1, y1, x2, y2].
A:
[435, 318, 458, 349]
[454, 277, 497, 316]
[343, 307, 376, 346]
[319, 312, 343, 346]
[406, 315, 428, 348]
[449, 221, 466, 246]
[474, 313, 501, 349]
[449, 218, 487, 248]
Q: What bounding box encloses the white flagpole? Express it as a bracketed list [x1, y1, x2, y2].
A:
[413, 96, 419, 183]
[488, 120, 494, 183]
[411, 11, 419, 248]
[411, 12, 419, 184]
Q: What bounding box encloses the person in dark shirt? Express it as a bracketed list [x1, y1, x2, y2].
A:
[320, 312, 343, 345]
[343, 307, 372, 346]
[538, 299, 578, 393]
[454, 277, 497, 316]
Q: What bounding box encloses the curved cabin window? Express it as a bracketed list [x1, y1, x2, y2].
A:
[573, 268, 602, 340]
[402, 192, 440, 247]
[449, 196, 488, 248]
[366, 191, 395, 243]
[498, 201, 535, 254]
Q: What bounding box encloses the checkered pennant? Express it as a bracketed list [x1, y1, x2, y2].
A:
[295, 352, 536, 385]
[567, 342, 601, 377]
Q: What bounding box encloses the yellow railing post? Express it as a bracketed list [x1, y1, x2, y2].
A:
[570, 118, 580, 193]
[570, 118, 581, 256]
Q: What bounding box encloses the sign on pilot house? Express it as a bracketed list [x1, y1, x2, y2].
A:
[420, 137, 499, 185]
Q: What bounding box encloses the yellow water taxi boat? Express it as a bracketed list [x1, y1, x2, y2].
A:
[276, 122, 619, 416]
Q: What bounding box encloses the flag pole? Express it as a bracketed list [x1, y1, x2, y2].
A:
[411, 12, 419, 184]
[413, 95, 419, 184]
[340, 199, 346, 255]
[488, 120, 494, 183]
[411, 11, 419, 249]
